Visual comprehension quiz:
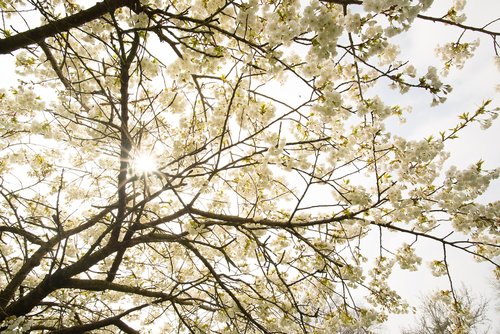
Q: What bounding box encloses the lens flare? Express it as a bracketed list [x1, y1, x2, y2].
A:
[132, 152, 157, 174]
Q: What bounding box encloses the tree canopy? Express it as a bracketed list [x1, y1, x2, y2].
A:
[0, 0, 499, 332]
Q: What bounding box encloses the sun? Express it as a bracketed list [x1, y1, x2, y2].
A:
[132, 151, 158, 174]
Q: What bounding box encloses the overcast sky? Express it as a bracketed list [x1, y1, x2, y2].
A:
[377, 0, 500, 332]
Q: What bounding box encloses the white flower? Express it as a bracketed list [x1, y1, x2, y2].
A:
[419, 0, 434, 11]
[395, 243, 422, 271]
[133, 12, 149, 28]
[345, 12, 362, 34]
[405, 64, 417, 77]
[363, 0, 385, 12]
[495, 56, 500, 71]
[453, 0, 466, 11]
[429, 260, 447, 276]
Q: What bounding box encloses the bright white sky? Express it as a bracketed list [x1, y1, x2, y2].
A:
[377, 1, 500, 332]
[0, 0, 499, 333]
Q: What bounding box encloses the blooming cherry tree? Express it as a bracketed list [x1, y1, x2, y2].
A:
[0, 0, 498, 332]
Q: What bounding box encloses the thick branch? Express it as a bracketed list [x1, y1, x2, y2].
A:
[0, 226, 43, 244]
[49, 304, 144, 334]
[60, 278, 176, 299]
[106, 31, 141, 282]
[187, 206, 363, 228]
[0, 207, 114, 311]
[0, 242, 120, 320]
[0, 0, 141, 54]
[0, 231, 185, 321]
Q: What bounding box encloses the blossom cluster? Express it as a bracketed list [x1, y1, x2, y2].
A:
[395, 243, 422, 271]
[302, 1, 343, 59]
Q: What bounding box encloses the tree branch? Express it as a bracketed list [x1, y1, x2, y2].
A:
[49, 304, 145, 334]
[60, 278, 176, 299]
[0, 206, 114, 312]
[0, 0, 142, 54]
[0, 226, 43, 244]
[417, 14, 500, 36]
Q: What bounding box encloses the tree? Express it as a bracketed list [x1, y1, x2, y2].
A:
[403, 288, 490, 334]
[0, 0, 498, 332]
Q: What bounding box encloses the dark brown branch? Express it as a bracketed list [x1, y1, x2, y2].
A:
[49, 303, 145, 334]
[0, 226, 43, 244]
[417, 14, 500, 36]
[39, 41, 73, 89]
[60, 278, 175, 299]
[180, 240, 272, 334]
[0, 231, 186, 322]
[1, 242, 119, 320]
[319, 0, 500, 37]
[114, 320, 141, 334]
[0, 0, 142, 54]
[187, 206, 364, 228]
[0, 206, 114, 312]
[106, 31, 141, 282]
[370, 220, 500, 267]
[59, 277, 216, 309]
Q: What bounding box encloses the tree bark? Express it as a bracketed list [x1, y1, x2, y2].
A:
[0, 0, 141, 54]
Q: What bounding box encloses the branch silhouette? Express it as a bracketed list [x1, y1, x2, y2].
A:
[0, 0, 142, 54]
